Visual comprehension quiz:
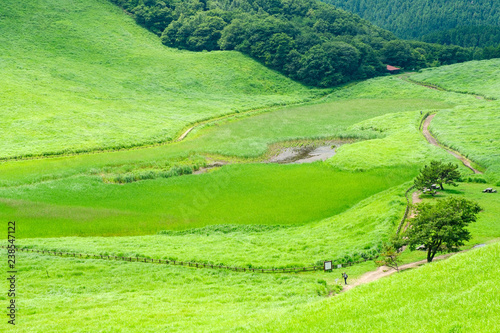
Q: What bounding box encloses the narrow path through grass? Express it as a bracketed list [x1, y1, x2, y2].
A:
[330, 240, 495, 296]
[422, 114, 482, 174]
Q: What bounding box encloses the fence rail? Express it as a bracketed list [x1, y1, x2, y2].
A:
[397, 185, 415, 235]
[1, 246, 378, 274]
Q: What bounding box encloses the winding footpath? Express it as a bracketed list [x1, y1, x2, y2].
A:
[333, 241, 494, 296]
[331, 75, 488, 295]
[422, 114, 482, 174]
[336, 250, 470, 295]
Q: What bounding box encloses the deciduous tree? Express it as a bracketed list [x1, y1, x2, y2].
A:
[406, 197, 481, 262]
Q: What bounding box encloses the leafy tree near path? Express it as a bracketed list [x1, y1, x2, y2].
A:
[406, 197, 481, 262]
[414, 160, 461, 195]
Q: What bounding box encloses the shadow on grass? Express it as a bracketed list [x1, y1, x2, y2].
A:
[443, 188, 466, 195]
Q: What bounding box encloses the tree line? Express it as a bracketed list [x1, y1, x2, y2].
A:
[108, 0, 494, 87]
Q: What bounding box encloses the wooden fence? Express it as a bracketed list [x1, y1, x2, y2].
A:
[397, 185, 415, 235]
[1, 246, 378, 273]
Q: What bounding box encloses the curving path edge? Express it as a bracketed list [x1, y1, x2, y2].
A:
[422, 114, 482, 174]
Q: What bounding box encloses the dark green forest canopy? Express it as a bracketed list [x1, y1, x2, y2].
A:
[323, 0, 500, 40]
[421, 26, 500, 48]
[109, 0, 489, 87]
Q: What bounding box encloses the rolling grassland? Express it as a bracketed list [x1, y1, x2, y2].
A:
[1, 0, 499, 330]
[430, 104, 500, 185]
[1, 238, 497, 332]
[251, 242, 500, 333]
[0, 0, 319, 159]
[411, 59, 500, 100]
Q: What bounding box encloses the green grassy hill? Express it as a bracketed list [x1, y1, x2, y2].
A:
[1, 0, 500, 328]
[255, 242, 500, 332]
[411, 59, 500, 184]
[411, 59, 500, 100]
[2, 239, 497, 331]
[0, 0, 318, 159]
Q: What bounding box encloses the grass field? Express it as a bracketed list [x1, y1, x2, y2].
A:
[2, 240, 497, 332]
[411, 58, 500, 99]
[429, 104, 500, 184]
[0, 164, 418, 238]
[0, 0, 319, 159]
[0, 92, 476, 240]
[251, 242, 500, 332]
[0, 251, 330, 332]
[17, 183, 410, 267]
[2, 0, 500, 329]
[18, 179, 500, 268]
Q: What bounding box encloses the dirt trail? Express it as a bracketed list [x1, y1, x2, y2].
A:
[334, 250, 469, 295]
[422, 114, 482, 174]
[176, 127, 194, 142]
[399, 75, 492, 100]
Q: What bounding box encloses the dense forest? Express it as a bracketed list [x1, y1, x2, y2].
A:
[324, 0, 500, 41]
[109, 0, 491, 87]
[421, 26, 500, 48]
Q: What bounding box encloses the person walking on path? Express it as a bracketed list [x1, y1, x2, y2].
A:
[342, 272, 348, 285]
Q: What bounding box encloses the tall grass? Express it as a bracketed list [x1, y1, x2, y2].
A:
[0, 0, 319, 159]
[429, 104, 500, 184]
[0, 251, 329, 332]
[5, 240, 498, 332]
[251, 242, 500, 332]
[17, 182, 412, 267]
[411, 58, 500, 100]
[0, 164, 418, 239]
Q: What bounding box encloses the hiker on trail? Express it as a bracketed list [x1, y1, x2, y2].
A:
[342, 272, 348, 285]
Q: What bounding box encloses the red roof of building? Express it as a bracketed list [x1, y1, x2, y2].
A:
[386, 65, 401, 71]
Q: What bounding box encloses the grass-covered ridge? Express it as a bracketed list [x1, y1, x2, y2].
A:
[411, 58, 500, 100]
[0, 0, 319, 159]
[430, 105, 500, 185]
[251, 242, 500, 332]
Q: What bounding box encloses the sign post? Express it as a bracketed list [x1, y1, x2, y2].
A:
[324, 261, 332, 271]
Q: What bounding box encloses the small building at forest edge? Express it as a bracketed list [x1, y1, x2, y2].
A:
[386, 65, 401, 74]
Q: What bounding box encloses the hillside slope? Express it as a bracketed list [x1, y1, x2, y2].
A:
[0, 0, 317, 159]
[252, 242, 500, 332]
[112, 0, 481, 87]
